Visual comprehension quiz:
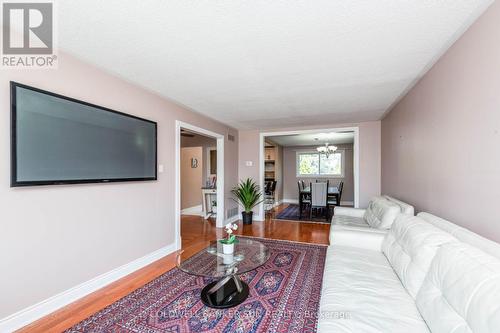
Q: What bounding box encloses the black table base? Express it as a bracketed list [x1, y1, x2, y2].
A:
[200, 275, 249, 309]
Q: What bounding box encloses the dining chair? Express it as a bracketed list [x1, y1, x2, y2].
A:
[265, 181, 277, 212]
[298, 180, 309, 219]
[338, 181, 344, 202]
[310, 182, 328, 221]
[297, 180, 304, 192]
[327, 181, 343, 218]
[264, 181, 272, 212]
[328, 181, 344, 201]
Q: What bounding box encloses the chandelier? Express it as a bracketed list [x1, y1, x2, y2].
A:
[316, 143, 337, 158]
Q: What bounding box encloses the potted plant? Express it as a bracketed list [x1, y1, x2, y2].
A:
[231, 178, 264, 225]
[220, 223, 238, 254]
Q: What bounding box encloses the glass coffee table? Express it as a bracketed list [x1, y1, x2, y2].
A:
[177, 238, 270, 309]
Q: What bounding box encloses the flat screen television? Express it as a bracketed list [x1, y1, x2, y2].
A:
[11, 82, 157, 187]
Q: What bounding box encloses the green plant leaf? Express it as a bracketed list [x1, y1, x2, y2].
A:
[231, 178, 264, 212]
[220, 235, 237, 244]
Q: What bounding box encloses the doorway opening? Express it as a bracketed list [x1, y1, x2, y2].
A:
[175, 121, 224, 250]
[259, 127, 359, 222]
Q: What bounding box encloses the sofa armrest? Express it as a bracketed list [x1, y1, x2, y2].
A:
[330, 227, 387, 252]
[334, 206, 366, 218]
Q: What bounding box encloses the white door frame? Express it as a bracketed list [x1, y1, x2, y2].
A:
[175, 121, 225, 250]
[258, 127, 360, 220]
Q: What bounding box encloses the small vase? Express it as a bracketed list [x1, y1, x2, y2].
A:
[242, 211, 253, 225]
[222, 253, 234, 264]
[222, 242, 234, 255]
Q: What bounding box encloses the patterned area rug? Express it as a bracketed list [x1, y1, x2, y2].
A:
[275, 204, 331, 224]
[66, 237, 327, 333]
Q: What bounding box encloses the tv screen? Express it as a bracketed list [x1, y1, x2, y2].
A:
[11, 82, 157, 187]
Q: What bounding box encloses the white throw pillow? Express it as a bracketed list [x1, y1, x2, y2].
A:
[382, 215, 457, 299]
[416, 242, 500, 333]
[364, 196, 401, 229]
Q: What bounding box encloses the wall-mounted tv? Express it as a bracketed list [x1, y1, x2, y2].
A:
[11, 82, 157, 187]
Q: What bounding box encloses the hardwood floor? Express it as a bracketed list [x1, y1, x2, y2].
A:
[17, 204, 330, 333]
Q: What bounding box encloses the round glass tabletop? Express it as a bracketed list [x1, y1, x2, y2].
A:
[177, 238, 270, 279]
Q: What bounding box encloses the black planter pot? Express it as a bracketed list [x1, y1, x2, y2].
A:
[242, 211, 253, 225]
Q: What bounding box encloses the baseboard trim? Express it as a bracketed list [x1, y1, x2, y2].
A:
[181, 205, 203, 216]
[225, 215, 239, 224]
[0, 243, 177, 332]
[283, 199, 299, 204]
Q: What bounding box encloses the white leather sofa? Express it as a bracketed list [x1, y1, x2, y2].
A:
[330, 195, 414, 250]
[318, 212, 500, 332]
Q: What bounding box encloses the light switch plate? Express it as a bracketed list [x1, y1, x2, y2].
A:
[158, 164, 164, 173]
[245, 161, 253, 167]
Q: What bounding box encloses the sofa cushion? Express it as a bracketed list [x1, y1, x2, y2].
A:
[382, 215, 457, 299]
[334, 206, 366, 218]
[418, 212, 500, 260]
[363, 196, 401, 229]
[329, 225, 387, 251]
[416, 242, 500, 333]
[318, 245, 429, 333]
[331, 215, 369, 228]
[383, 195, 415, 215]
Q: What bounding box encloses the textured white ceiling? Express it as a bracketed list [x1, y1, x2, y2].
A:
[58, 0, 493, 129]
[268, 132, 354, 147]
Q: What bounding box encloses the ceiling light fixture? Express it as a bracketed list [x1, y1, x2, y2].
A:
[316, 142, 337, 158]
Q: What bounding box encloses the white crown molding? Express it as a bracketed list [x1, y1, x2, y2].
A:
[0, 243, 177, 332]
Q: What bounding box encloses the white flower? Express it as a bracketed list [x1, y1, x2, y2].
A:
[226, 228, 233, 234]
[225, 223, 233, 229]
[232, 224, 238, 230]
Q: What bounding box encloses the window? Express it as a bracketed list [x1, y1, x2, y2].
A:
[296, 150, 344, 177]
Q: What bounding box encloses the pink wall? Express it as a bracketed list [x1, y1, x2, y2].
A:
[0, 52, 238, 318]
[181, 147, 203, 209]
[238, 121, 381, 214]
[181, 134, 217, 188]
[382, 2, 500, 242]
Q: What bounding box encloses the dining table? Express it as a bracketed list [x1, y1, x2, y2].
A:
[299, 186, 340, 219]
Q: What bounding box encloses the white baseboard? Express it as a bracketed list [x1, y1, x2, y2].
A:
[0, 243, 177, 332]
[225, 215, 239, 224]
[283, 199, 299, 204]
[181, 205, 203, 216]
